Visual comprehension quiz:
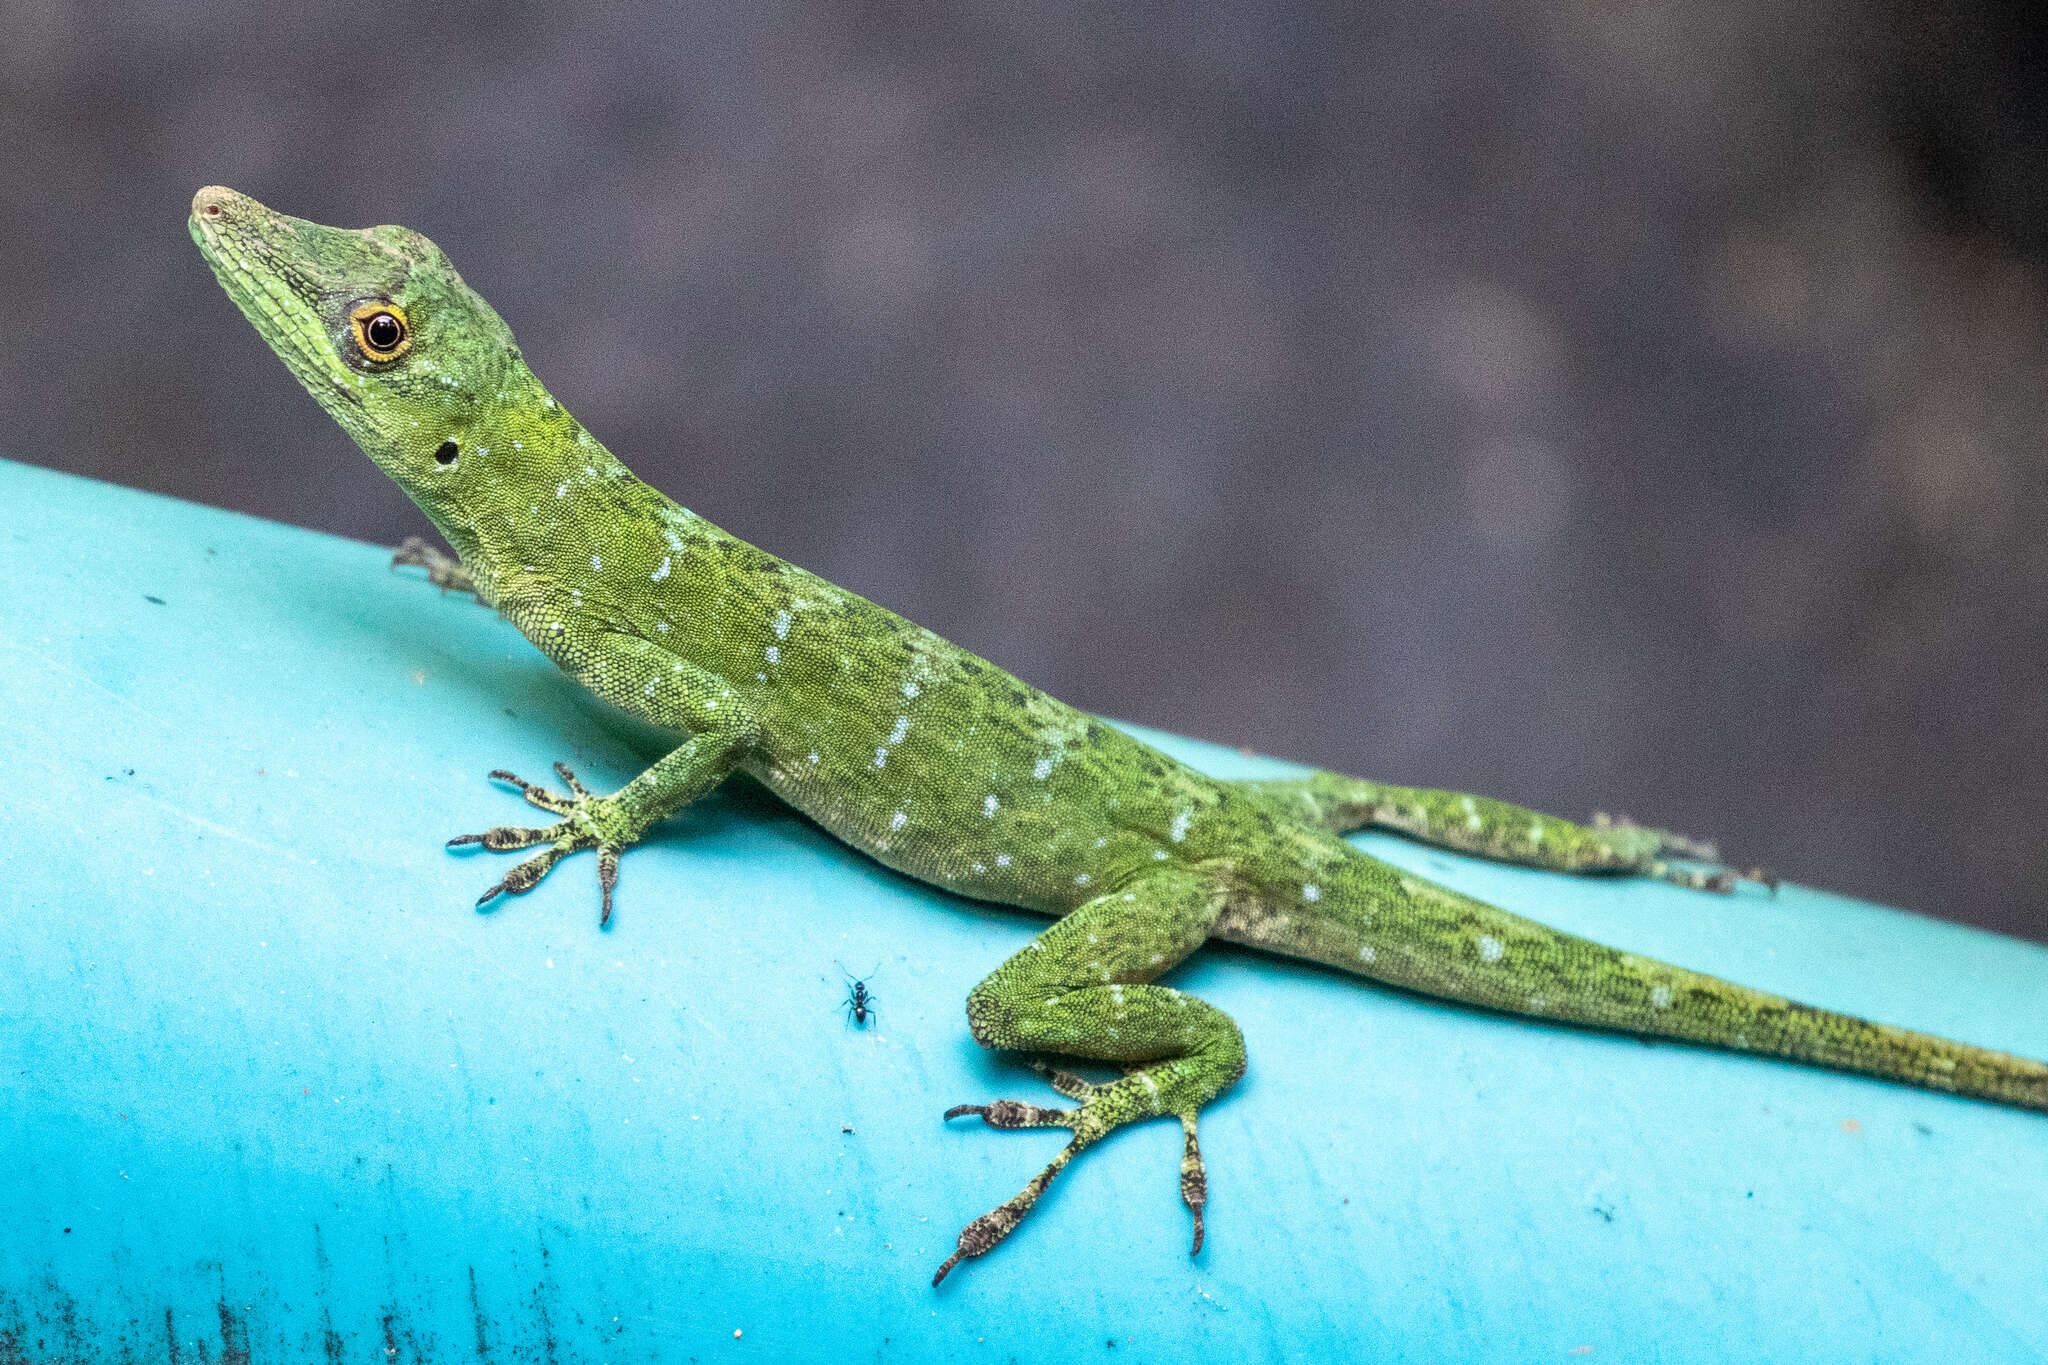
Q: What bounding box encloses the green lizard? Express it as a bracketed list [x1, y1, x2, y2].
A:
[188, 185, 2048, 1286]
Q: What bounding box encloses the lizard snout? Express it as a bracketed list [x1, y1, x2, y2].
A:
[190, 185, 246, 220]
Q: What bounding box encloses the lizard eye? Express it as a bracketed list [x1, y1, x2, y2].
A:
[349, 302, 411, 361]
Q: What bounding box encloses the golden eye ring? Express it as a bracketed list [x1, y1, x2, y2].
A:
[349, 302, 411, 361]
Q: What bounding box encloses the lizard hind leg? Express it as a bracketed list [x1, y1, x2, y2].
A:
[1238, 773, 1777, 893]
[935, 868, 1244, 1285]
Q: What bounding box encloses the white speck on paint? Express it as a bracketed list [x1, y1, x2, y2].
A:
[1301, 884, 1321, 902]
[1477, 935, 1505, 963]
[983, 795, 999, 818]
[1170, 810, 1191, 842]
[651, 556, 671, 582]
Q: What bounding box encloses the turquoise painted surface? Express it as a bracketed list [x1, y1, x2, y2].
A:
[0, 456, 2043, 1363]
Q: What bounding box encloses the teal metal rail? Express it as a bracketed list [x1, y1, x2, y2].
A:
[2, 458, 2043, 1362]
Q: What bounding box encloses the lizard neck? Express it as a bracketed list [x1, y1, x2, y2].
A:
[428, 394, 650, 599]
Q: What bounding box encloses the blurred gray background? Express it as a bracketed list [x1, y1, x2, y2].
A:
[4, 2, 2044, 939]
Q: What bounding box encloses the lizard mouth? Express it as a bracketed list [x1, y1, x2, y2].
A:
[189, 185, 368, 416]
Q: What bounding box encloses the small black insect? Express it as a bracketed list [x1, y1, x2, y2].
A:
[839, 962, 880, 1028]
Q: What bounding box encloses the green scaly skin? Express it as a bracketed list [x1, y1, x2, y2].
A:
[189, 186, 2048, 1286]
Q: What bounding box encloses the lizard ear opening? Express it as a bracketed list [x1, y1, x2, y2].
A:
[433, 439, 458, 466]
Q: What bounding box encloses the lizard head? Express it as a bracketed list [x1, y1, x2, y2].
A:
[189, 185, 527, 517]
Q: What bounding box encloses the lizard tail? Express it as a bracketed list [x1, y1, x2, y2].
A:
[1233, 857, 2048, 1114]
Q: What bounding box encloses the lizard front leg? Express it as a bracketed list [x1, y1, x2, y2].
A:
[451, 635, 760, 923]
[391, 535, 480, 596]
[1239, 773, 1775, 892]
[935, 867, 1244, 1284]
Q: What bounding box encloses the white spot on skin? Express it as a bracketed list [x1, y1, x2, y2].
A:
[1358, 944, 1376, 963]
[995, 854, 1011, 867]
[1075, 874, 1091, 886]
[1529, 822, 1544, 845]
[1149, 952, 1163, 964]
[590, 554, 602, 571]
[1650, 985, 1674, 1010]
[643, 681, 656, 697]
[1302, 884, 1321, 902]
[651, 556, 671, 582]
[556, 483, 567, 498]
[1033, 758, 1054, 780]
[1170, 810, 1192, 842]
[764, 645, 779, 664]
[984, 795, 999, 818]
[808, 752, 820, 764]
[872, 748, 887, 768]
[971, 862, 986, 874]
[1462, 795, 1482, 831]
[888, 716, 910, 746]
[890, 811, 908, 831]
[773, 610, 791, 640]
[1153, 849, 1169, 860]
[1477, 935, 1505, 963]
[656, 621, 669, 632]
[902, 681, 919, 699]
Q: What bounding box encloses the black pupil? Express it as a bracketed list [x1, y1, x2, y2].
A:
[364, 312, 402, 350]
[433, 440, 458, 465]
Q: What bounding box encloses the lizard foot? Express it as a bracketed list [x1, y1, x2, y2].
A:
[933, 1062, 1209, 1285]
[391, 535, 479, 596]
[447, 763, 633, 924]
[1591, 812, 1779, 895]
